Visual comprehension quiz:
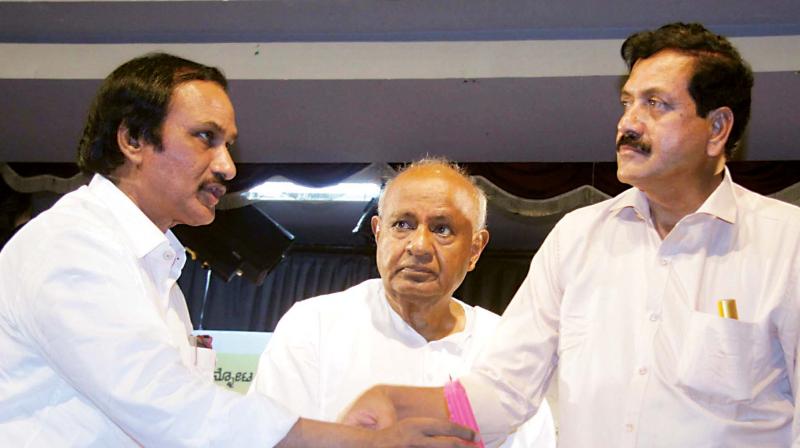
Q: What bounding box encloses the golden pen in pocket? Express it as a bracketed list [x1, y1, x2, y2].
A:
[717, 299, 738, 320]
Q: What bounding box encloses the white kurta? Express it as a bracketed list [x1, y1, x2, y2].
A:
[0, 175, 298, 447]
[250, 278, 556, 448]
[462, 168, 800, 447]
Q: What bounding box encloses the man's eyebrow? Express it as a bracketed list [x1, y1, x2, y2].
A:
[620, 87, 669, 97]
[389, 211, 414, 219]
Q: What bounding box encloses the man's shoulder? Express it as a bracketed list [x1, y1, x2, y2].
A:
[463, 302, 500, 322]
[552, 188, 634, 233]
[284, 279, 380, 319]
[451, 299, 503, 336]
[270, 279, 380, 345]
[467, 305, 502, 333]
[0, 187, 132, 301]
[6, 186, 117, 253]
[47, 183, 116, 224]
[733, 182, 800, 224]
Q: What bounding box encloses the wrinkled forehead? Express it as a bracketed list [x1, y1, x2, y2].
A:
[383, 169, 480, 226]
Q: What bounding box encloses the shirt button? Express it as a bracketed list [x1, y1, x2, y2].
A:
[649, 313, 660, 322]
[638, 367, 648, 375]
[163, 252, 173, 261]
[659, 258, 669, 265]
[626, 423, 635, 433]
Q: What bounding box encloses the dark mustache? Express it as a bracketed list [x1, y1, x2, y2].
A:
[200, 172, 229, 191]
[616, 133, 651, 154]
[210, 172, 228, 186]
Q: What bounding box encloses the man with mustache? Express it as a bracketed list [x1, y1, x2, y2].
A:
[0, 53, 476, 447]
[250, 159, 556, 447]
[343, 23, 800, 447]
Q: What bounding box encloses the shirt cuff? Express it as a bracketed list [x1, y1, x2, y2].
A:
[224, 393, 300, 447]
[459, 373, 513, 447]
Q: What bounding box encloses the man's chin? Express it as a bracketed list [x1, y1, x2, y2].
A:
[180, 208, 216, 228]
[616, 160, 646, 186]
[616, 168, 633, 186]
[390, 280, 443, 300]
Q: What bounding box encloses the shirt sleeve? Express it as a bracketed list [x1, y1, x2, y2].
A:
[249, 301, 322, 420]
[460, 223, 563, 446]
[16, 225, 298, 447]
[503, 398, 556, 448]
[782, 256, 800, 445]
[792, 327, 800, 447]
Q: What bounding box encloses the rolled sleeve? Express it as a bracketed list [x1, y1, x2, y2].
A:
[461, 226, 563, 445]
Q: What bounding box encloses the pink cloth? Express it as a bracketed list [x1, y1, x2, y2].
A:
[444, 380, 484, 447]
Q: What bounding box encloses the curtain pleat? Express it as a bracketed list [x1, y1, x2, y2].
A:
[180, 250, 380, 331]
[180, 248, 534, 331]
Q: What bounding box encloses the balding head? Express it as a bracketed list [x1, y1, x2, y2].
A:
[378, 159, 487, 232]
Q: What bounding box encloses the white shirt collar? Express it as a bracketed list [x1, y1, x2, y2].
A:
[87, 174, 185, 262]
[609, 166, 738, 224]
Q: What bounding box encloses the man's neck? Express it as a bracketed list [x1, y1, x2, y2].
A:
[644, 171, 724, 240]
[110, 168, 171, 232]
[386, 294, 466, 342]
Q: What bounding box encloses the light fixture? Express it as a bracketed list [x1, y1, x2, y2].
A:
[244, 181, 380, 202]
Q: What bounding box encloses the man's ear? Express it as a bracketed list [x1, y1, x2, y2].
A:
[371, 215, 381, 241]
[467, 228, 490, 271]
[706, 106, 733, 158]
[116, 122, 145, 165]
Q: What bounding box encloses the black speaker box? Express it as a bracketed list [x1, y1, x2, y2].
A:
[172, 205, 294, 285]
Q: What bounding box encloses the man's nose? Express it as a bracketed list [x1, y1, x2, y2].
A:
[617, 103, 645, 138]
[212, 145, 237, 181]
[406, 228, 434, 258]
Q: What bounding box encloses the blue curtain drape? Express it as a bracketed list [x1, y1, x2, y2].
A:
[179, 248, 534, 332]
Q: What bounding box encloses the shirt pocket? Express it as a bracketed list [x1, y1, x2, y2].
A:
[675, 310, 756, 403]
[193, 347, 217, 381]
[557, 287, 601, 356]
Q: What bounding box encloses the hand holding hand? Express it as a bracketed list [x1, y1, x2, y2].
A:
[340, 385, 397, 430]
[368, 418, 477, 448]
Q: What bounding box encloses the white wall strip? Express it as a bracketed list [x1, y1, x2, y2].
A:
[1, 35, 797, 80]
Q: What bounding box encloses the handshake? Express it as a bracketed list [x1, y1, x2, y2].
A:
[342, 383, 483, 447]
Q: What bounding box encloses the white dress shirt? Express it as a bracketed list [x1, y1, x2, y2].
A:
[0, 175, 297, 447]
[462, 168, 800, 447]
[249, 278, 556, 448]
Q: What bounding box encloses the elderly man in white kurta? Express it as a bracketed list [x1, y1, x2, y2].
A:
[251, 160, 556, 448]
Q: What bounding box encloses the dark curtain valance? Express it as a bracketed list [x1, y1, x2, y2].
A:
[5, 160, 800, 198]
[2, 162, 370, 195]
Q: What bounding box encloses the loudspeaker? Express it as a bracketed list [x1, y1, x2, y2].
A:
[173, 205, 294, 285]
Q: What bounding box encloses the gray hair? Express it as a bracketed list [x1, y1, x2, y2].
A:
[377, 157, 487, 230]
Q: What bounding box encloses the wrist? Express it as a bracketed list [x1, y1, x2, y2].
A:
[443, 380, 484, 447]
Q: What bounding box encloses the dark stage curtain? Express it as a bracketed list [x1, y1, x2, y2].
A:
[6, 160, 800, 332]
[454, 252, 533, 316]
[180, 250, 380, 331]
[180, 248, 534, 332]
